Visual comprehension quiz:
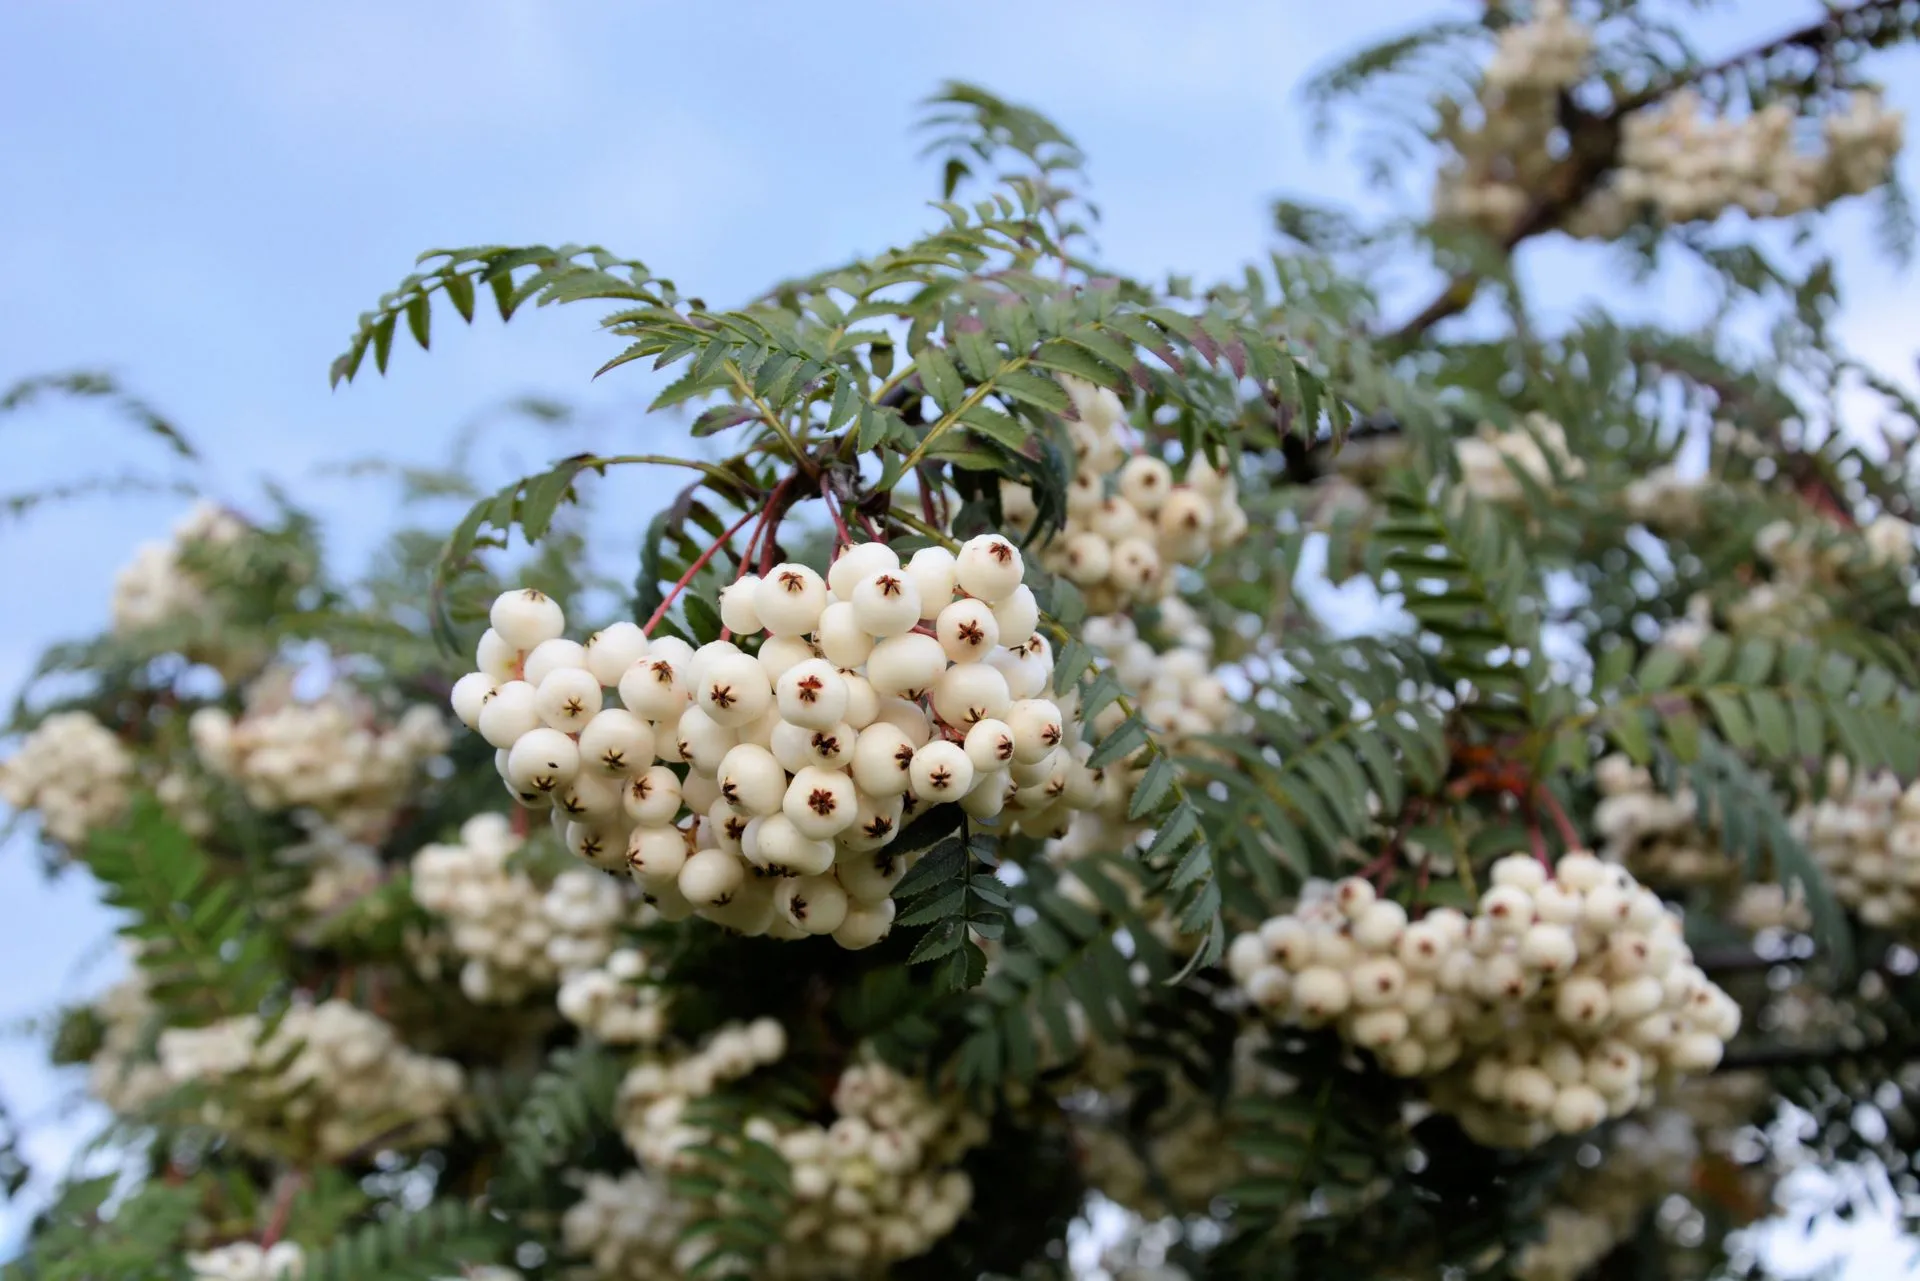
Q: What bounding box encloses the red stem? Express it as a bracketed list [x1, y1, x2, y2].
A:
[820, 474, 854, 549]
[758, 476, 797, 577]
[1535, 788, 1583, 852]
[645, 504, 764, 635]
[260, 1173, 306, 1248]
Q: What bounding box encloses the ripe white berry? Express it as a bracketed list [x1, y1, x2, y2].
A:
[1293, 966, 1351, 1023]
[931, 663, 1012, 730]
[1519, 923, 1579, 975]
[627, 824, 690, 886]
[837, 846, 907, 902]
[478, 680, 542, 749]
[832, 898, 895, 949]
[718, 576, 763, 633]
[850, 569, 922, 638]
[1002, 698, 1065, 764]
[577, 709, 655, 778]
[988, 585, 1039, 640]
[697, 652, 773, 729]
[565, 820, 625, 870]
[491, 587, 566, 650]
[583, 621, 649, 686]
[955, 534, 1024, 603]
[828, 541, 901, 600]
[1116, 455, 1173, 513]
[816, 601, 875, 668]
[962, 718, 1017, 773]
[674, 706, 737, 774]
[1060, 531, 1112, 585]
[450, 672, 495, 730]
[784, 766, 858, 840]
[749, 813, 835, 876]
[839, 790, 904, 852]
[904, 546, 958, 618]
[776, 659, 849, 730]
[475, 628, 520, 682]
[755, 634, 820, 684]
[717, 744, 787, 816]
[535, 666, 602, 733]
[756, 563, 829, 635]
[866, 633, 947, 699]
[776, 874, 849, 935]
[623, 766, 683, 826]
[1550, 1085, 1607, 1136]
[909, 741, 974, 802]
[523, 637, 588, 688]
[934, 598, 1001, 664]
[554, 770, 623, 821]
[678, 848, 745, 907]
[1479, 885, 1535, 934]
[506, 727, 582, 796]
[851, 723, 917, 798]
[619, 656, 691, 721]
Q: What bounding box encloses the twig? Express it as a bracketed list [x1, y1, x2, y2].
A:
[260, 1172, 306, 1248]
[820, 474, 854, 549]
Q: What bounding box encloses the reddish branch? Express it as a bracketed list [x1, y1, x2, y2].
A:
[645, 504, 765, 635]
[1385, 0, 1911, 345]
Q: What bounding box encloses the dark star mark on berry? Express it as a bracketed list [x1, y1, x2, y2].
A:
[600, 748, 627, 771]
[707, 684, 737, 710]
[807, 788, 838, 816]
[810, 731, 841, 757]
[778, 570, 807, 593]
[874, 574, 905, 597]
[861, 814, 893, 839]
[955, 619, 985, 647]
[794, 675, 824, 703]
[927, 766, 953, 790]
[893, 745, 915, 771]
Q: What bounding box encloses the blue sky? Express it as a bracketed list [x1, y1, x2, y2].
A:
[3, 1, 1918, 1271]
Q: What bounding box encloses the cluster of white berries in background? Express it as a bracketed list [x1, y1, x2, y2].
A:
[154, 999, 463, 1160]
[557, 946, 669, 1044]
[0, 710, 133, 846]
[279, 821, 385, 921]
[1579, 89, 1905, 235]
[410, 813, 635, 1003]
[87, 966, 171, 1115]
[1228, 854, 1741, 1148]
[561, 1169, 700, 1280]
[1434, 0, 1904, 239]
[188, 1246, 510, 1281]
[1454, 413, 1585, 505]
[190, 675, 449, 842]
[1001, 376, 1246, 616]
[1622, 464, 1705, 531]
[1514, 1076, 1775, 1281]
[185, 1242, 306, 1281]
[612, 1023, 985, 1277]
[450, 551, 1089, 948]
[111, 500, 246, 635]
[1794, 756, 1920, 929]
[1082, 609, 1243, 762]
[1592, 754, 1730, 887]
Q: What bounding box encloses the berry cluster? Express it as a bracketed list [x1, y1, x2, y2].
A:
[1434, 0, 1905, 240]
[613, 1024, 984, 1277]
[111, 500, 246, 635]
[190, 680, 449, 842]
[186, 1242, 306, 1281]
[451, 545, 1088, 948]
[1001, 376, 1246, 616]
[88, 966, 171, 1115]
[1584, 89, 1904, 233]
[1794, 757, 1920, 929]
[1228, 855, 1740, 1148]
[0, 710, 133, 846]
[409, 813, 636, 1003]
[1454, 413, 1585, 505]
[155, 999, 464, 1160]
[561, 1169, 699, 1280]
[557, 946, 669, 1044]
[1592, 754, 1729, 887]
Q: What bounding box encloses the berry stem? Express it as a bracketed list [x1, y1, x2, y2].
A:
[740, 475, 794, 581]
[645, 504, 764, 636]
[260, 1172, 306, 1248]
[1535, 786, 1583, 851]
[820, 474, 855, 548]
